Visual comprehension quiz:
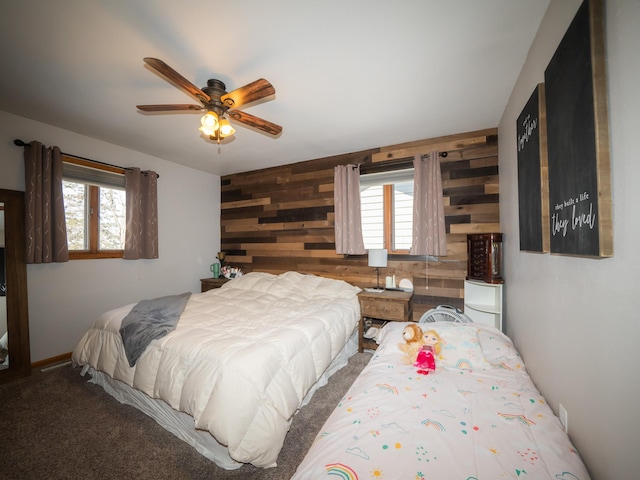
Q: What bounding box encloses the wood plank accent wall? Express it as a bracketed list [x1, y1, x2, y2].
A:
[221, 128, 499, 320]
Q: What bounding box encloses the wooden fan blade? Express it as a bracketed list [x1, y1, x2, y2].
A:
[228, 110, 282, 136]
[143, 57, 210, 103]
[137, 104, 204, 112]
[220, 79, 275, 108]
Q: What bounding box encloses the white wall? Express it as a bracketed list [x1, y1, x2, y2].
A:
[0, 111, 221, 362]
[498, 1, 640, 479]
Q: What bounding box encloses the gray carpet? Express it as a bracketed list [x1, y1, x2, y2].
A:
[0, 353, 371, 480]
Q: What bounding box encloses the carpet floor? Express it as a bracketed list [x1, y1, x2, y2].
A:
[0, 352, 371, 480]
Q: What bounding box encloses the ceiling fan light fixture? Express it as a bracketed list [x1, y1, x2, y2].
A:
[137, 58, 282, 144]
[200, 111, 219, 135]
[219, 118, 235, 137]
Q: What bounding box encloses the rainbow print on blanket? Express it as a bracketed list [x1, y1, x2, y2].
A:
[326, 462, 358, 479]
[498, 413, 536, 426]
[376, 383, 398, 395]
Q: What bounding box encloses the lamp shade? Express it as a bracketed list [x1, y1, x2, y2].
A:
[218, 118, 236, 137]
[199, 111, 219, 136]
[368, 249, 388, 268]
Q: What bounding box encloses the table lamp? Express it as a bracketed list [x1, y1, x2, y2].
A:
[368, 249, 388, 292]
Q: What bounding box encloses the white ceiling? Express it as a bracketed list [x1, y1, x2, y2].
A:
[0, 0, 549, 176]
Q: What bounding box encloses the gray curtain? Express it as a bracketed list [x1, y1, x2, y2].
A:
[334, 164, 366, 255]
[123, 168, 158, 259]
[410, 151, 447, 256]
[23, 141, 69, 263]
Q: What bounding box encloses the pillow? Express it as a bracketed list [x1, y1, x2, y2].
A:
[427, 323, 490, 371]
[375, 321, 404, 346]
[223, 271, 361, 300]
[377, 321, 489, 371]
[220, 272, 277, 292]
[278, 271, 361, 299]
[475, 324, 524, 370]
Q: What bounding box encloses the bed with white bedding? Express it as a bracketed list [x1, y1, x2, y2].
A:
[71, 271, 361, 469]
[292, 321, 591, 479]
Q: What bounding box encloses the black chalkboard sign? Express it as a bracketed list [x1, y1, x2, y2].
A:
[517, 84, 548, 252]
[544, 0, 612, 257]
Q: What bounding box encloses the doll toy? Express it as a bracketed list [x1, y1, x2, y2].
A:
[414, 330, 442, 375]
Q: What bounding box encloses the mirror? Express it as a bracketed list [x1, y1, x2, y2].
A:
[1, 203, 7, 368]
[0, 188, 30, 383]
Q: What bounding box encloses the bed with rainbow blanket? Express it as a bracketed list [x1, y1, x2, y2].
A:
[292, 321, 590, 479]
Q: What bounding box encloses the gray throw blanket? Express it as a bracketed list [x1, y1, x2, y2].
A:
[119, 292, 191, 367]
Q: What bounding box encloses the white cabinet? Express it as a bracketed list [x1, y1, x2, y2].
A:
[464, 280, 503, 330]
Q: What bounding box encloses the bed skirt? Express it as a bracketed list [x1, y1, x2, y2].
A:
[82, 328, 359, 470]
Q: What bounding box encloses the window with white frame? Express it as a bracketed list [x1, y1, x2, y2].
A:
[360, 169, 414, 253]
[62, 157, 126, 259]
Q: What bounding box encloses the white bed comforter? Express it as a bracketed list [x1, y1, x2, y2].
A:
[72, 271, 361, 467]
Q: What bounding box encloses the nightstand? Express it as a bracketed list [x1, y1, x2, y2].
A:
[200, 277, 230, 292]
[358, 290, 414, 352]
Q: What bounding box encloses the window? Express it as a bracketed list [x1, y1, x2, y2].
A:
[360, 169, 414, 253]
[62, 156, 126, 259]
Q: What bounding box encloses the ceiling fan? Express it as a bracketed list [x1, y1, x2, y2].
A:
[136, 57, 282, 143]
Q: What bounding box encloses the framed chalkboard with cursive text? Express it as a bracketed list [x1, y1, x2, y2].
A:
[517, 84, 549, 253]
[544, 0, 612, 257]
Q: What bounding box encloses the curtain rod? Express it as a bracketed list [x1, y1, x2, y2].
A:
[358, 150, 448, 173]
[13, 139, 159, 178]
